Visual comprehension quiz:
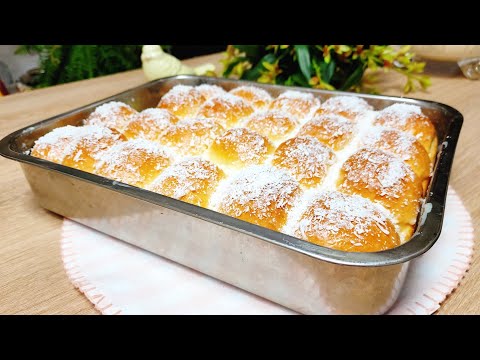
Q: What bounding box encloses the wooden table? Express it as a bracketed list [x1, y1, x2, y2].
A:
[0, 53, 478, 314]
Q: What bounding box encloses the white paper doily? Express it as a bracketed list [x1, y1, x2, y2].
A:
[61, 187, 474, 315]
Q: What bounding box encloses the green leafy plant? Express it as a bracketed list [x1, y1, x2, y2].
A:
[15, 45, 166, 88]
[222, 45, 431, 93]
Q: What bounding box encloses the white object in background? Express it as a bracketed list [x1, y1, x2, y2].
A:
[0, 45, 38, 81]
[141, 45, 215, 81]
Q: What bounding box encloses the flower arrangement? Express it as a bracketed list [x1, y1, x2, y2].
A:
[222, 45, 431, 93]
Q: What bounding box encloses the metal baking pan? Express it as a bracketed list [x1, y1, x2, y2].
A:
[0, 75, 463, 314]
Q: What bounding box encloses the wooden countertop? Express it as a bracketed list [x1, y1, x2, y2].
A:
[0, 53, 478, 314]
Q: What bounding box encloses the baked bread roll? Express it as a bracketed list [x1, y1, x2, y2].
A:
[196, 84, 227, 100]
[230, 85, 272, 109]
[243, 110, 299, 143]
[160, 118, 225, 156]
[291, 191, 400, 252]
[31, 125, 126, 174]
[214, 165, 301, 231]
[373, 103, 438, 161]
[123, 108, 178, 141]
[315, 95, 373, 121]
[84, 101, 138, 133]
[272, 136, 335, 188]
[148, 157, 225, 207]
[337, 147, 423, 240]
[269, 90, 320, 122]
[95, 139, 172, 188]
[298, 113, 356, 151]
[363, 127, 431, 192]
[197, 93, 254, 128]
[209, 128, 274, 169]
[157, 85, 206, 118]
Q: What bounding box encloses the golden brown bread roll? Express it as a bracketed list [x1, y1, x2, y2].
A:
[31, 125, 126, 174]
[209, 128, 274, 169]
[197, 93, 254, 128]
[297, 113, 356, 151]
[272, 136, 335, 188]
[84, 101, 138, 133]
[157, 85, 206, 118]
[214, 165, 302, 231]
[196, 84, 227, 100]
[337, 148, 423, 239]
[160, 118, 225, 156]
[148, 157, 225, 208]
[363, 127, 431, 192]
[315, 95, 373, 121]
[95, 139, 172, 188]
[230, 85, 273, 109]
[373, 103, 438, 161]
[123, 108, 179, 141]
[291, 191, 400, 252]
[269, 90, 320, 122]
[243, 110, 299, 143]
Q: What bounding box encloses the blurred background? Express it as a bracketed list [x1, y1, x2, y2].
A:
[1, 45, 478, 97]
[0, 45, 226, 95]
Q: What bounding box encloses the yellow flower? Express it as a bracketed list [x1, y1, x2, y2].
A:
[258, 61, 282, 83]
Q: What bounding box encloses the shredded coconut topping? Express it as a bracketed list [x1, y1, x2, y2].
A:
[292, 191, 393, 241]
[32, 125, 123, 162]
[273, 136, 335, 186]
[161, 117, 225, 156]
[212, 128, 272, 164]
[196, 84, 227, 99]
[230, 86, 273, 106]
[125, 108, 176, 140]
[320, 96, 373, 115]
[95, 139, 171, 184]
[204, 93, 247, 108]
[298, 113, 356, 150]
[244, 110, 299, 142]
[84, 101, 136, 129]
[377, 103, 423, 126]
[278, 90, 316, 101]
[213, 165, 300, 218]
[341, 148, 415, 196]
[363, 127, 419, 161]
[148, 157, 223, 202]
